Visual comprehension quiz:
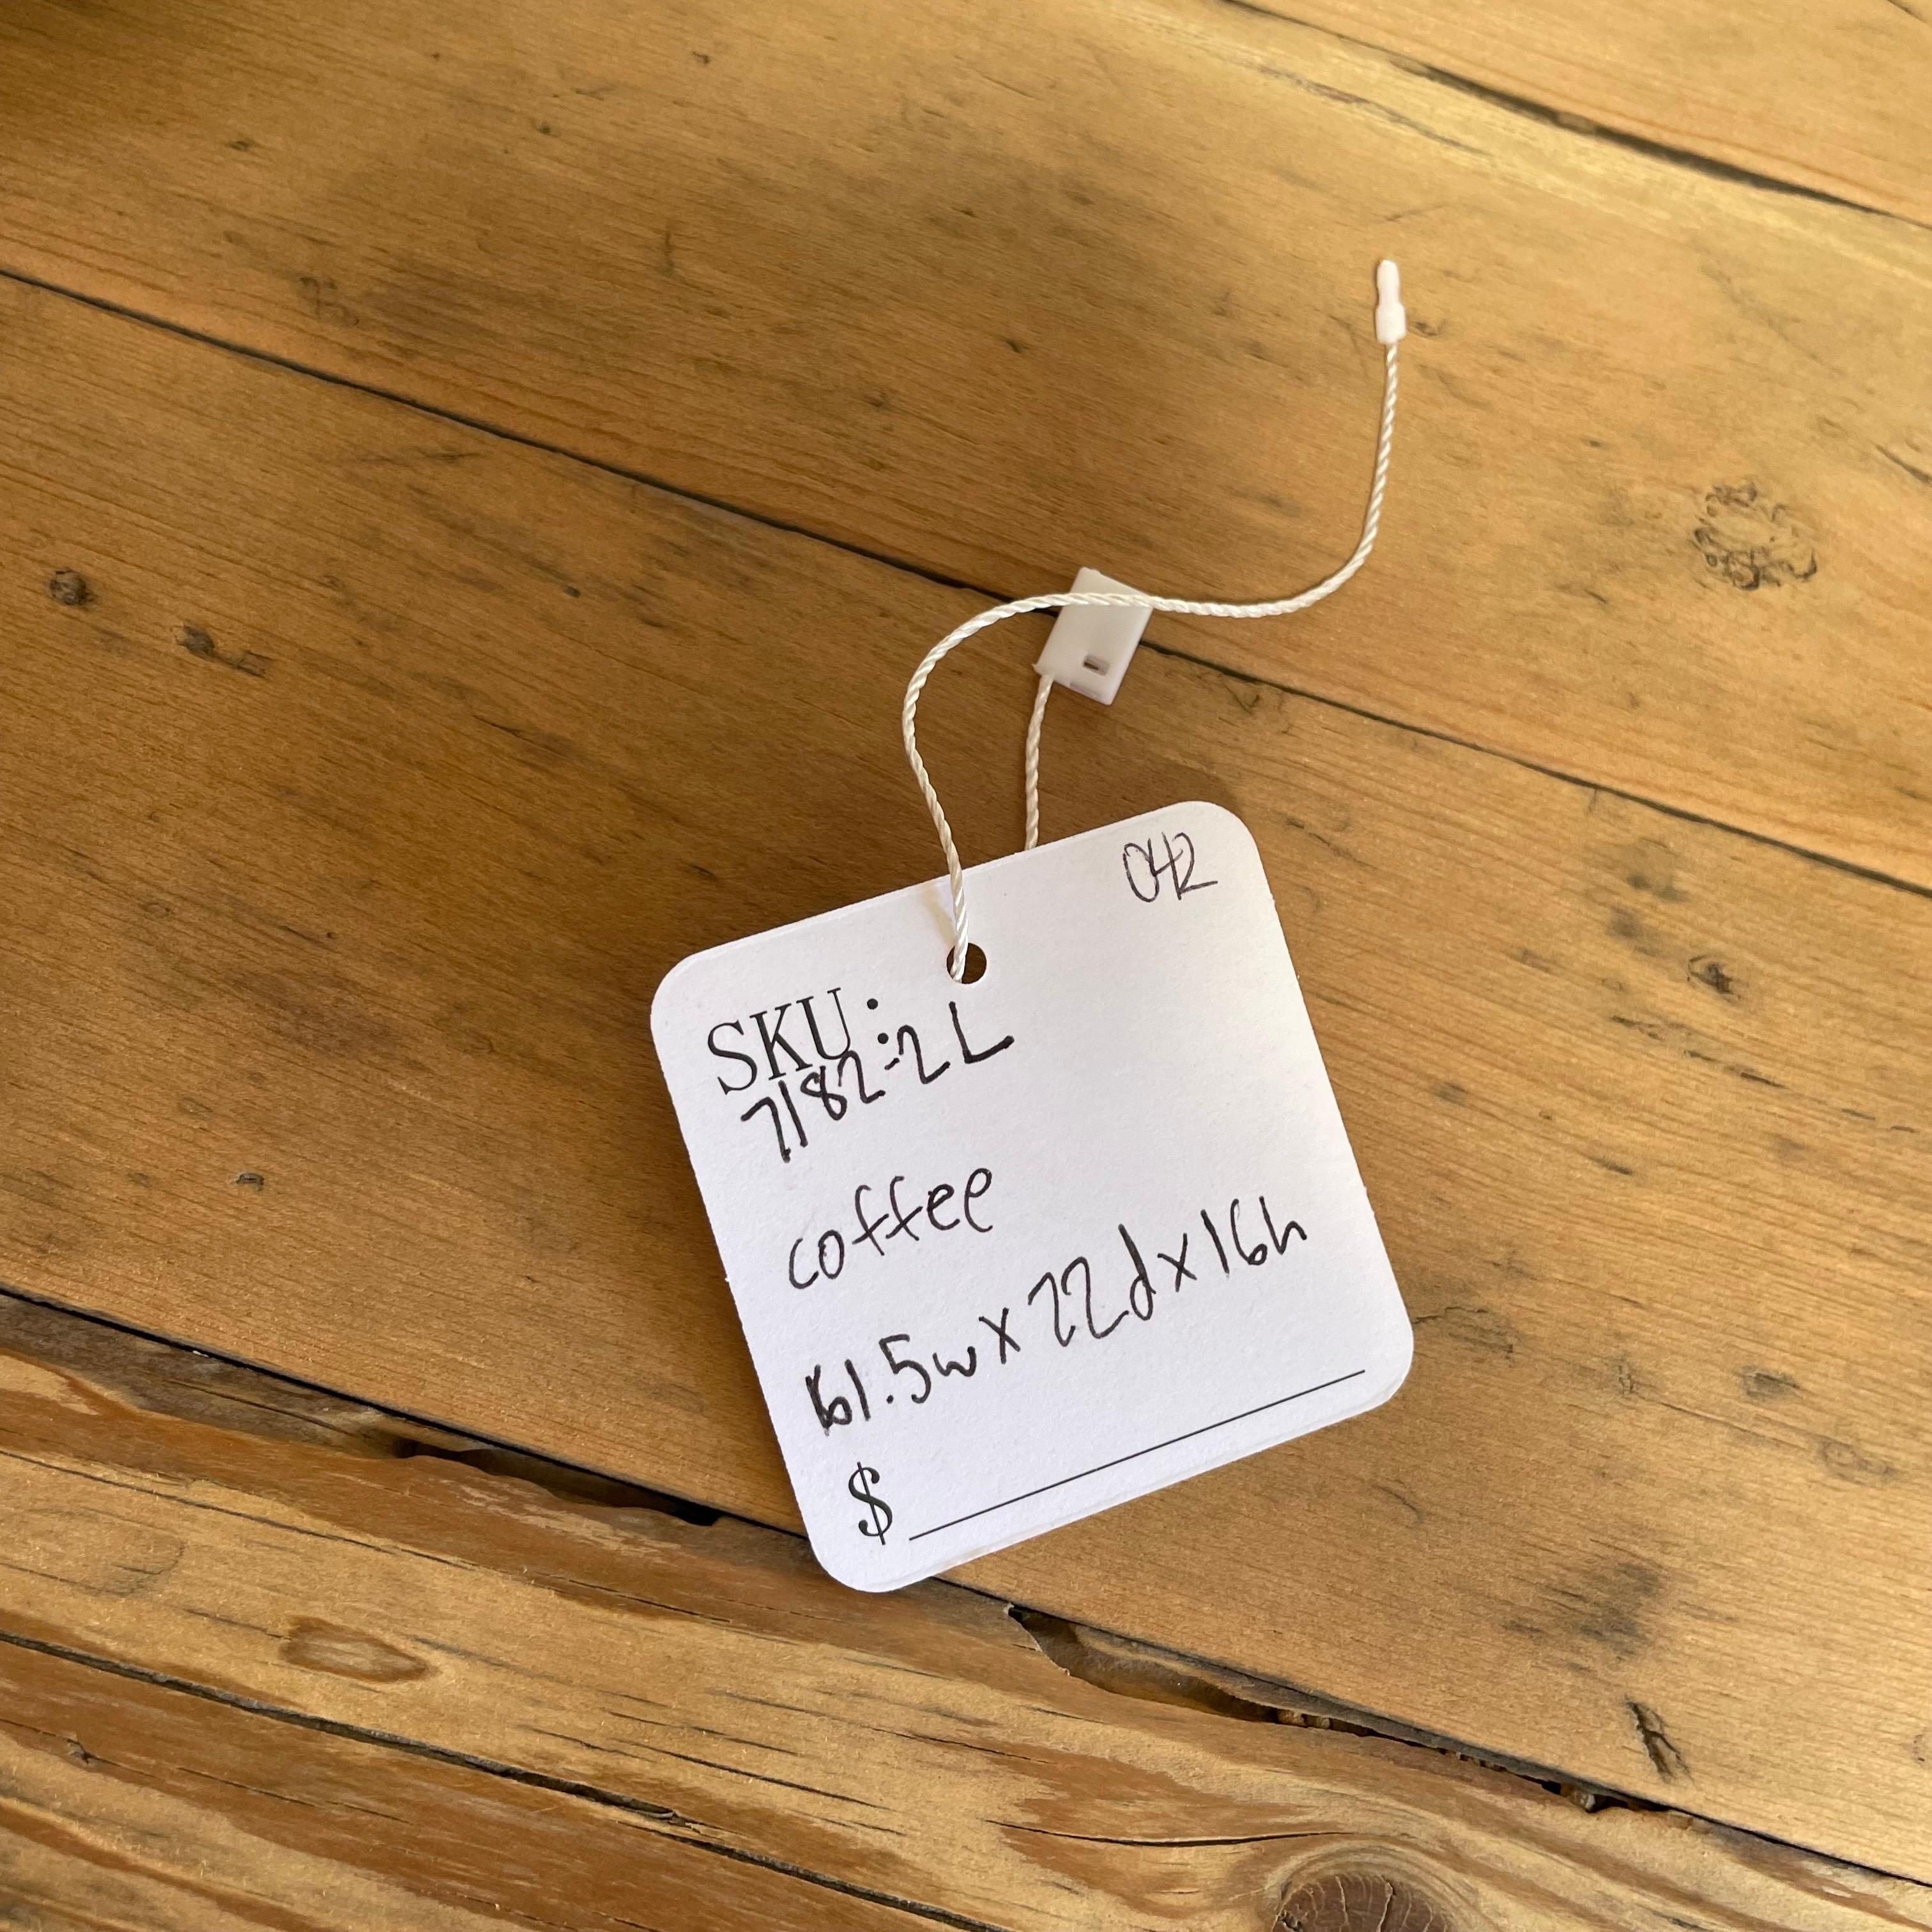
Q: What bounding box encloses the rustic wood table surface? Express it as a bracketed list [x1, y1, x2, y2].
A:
[4, 0, 1929, 1925]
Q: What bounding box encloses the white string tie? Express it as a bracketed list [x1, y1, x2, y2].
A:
[903, 260, 1407, 981]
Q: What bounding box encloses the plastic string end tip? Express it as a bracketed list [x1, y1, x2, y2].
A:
[1374, 259, 1407, 345]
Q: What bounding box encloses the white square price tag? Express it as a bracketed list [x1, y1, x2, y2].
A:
[652, 802, 1411, 1591]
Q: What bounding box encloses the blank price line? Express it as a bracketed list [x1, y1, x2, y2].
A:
[906, 1368, 1367, 1543]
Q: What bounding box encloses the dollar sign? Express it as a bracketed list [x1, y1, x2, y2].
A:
[848, 1462, 893, 1542]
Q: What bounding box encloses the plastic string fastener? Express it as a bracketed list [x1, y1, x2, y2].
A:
[901, 258, 1407, 981]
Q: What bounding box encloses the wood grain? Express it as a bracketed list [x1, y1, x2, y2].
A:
[4, 1290, 1929, 1932]
[3, 275, 1929, 1873]
[1238, 0, 1932, 227]
[0, 1646, 910, 1932]
[1, 0, 1928, 883]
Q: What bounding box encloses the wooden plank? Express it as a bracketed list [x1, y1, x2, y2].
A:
[1, 0, 1928, 884]
[1240, 0, 1932, 226]
[3, 273, 1930, 1874]
[4, 1291, 1929, 1932]
[0, 1646, 917, 1932]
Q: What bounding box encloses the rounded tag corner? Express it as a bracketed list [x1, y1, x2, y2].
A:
[648, 945, 711, 1044]
[1361, 1321, 1416, 1413]
[807, 1521, 912, 1595]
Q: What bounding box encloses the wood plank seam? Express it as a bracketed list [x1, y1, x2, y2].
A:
[6, 1287, 1929, 1922]
[1395, 62, 1930, 233]
[11, 1505, 1931, 1903]
[0, 1287, 1844, 1862]
[1142, 634, 1932, 905]
[7, 1267, 1604, 1821]
[1, 1282, 1917, 1895]
[0, 260, 972, 602]
[4, 257, 1923, 919]
[0, 1625, 1010, 1932]
[1011, 1610, 1630, 1814]
[1216, 0, 1931, 232]
[6, 0, 1927, 886]
[0, 1278, 732, 1528]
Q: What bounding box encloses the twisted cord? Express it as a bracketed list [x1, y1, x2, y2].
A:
[1022, 671, 1053, 852]
[903, 335, 1399, 980]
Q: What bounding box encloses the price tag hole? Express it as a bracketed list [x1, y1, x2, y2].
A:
[947, 941, 989, 984]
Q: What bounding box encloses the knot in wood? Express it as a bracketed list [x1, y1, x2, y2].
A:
[1277, 1870, 1454, 1932]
